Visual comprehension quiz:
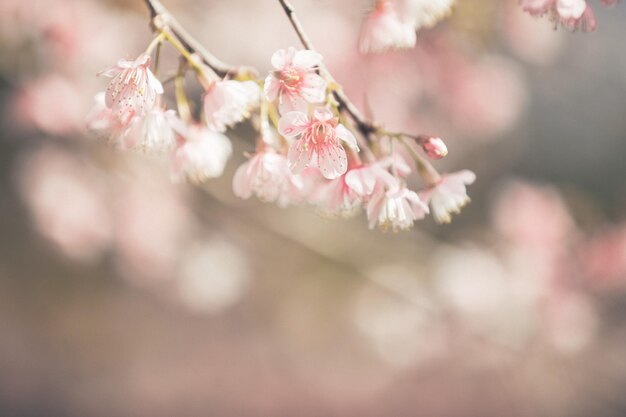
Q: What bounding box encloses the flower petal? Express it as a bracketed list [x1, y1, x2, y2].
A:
[278, 111, 309, 138]
[317, 142, 347, 180]
[312, 107, 334, 122]
[278, 93, 308, 114]
[271, 47, 296, 70]
[293, 50, 323, 69]
[335, 124, 359, 151]
[300, 73, 327, 103]
[232, 159, 255, 199]
[287, 138, 314, 174]
[264, 75, 281, 102]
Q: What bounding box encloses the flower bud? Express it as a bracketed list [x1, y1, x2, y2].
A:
[421, 136, 448, 160]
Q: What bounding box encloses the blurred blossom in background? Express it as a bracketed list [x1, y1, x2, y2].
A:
[1, 0, 626, 416]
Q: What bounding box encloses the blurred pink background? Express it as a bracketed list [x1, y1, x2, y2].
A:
[1, 0, 626, 416]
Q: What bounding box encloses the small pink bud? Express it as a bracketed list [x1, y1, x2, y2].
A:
[421, 136, 448, 160]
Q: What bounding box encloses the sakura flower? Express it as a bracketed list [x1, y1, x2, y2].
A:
[117, 106, 176, 153]
[556, 0, 587, 18]
[420, 170, 476, 224]
[278, 108, 358, 180]
[344, 164, 381, 197]
[312, 162, 397, 216]
[310, 174, 363, 217]
[169, 119, 233, 183]
[203, 80, 260, 132]
[264, 47, 327, 114]
[520, 0, 597, 31]
[358, 0, 416, 54]
[98, 53, 163, 125]
[86, 92, 115, 134]
[85, 91, 124, 137]
[367, 185, 428, 231]
[397, 0, 455, 30]
[420, 136, 448, 160]
[232, 149, 304, 207]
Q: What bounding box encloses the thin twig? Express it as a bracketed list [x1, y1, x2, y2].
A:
[143, 0, 244, 78]
[277, 0, 376, 138]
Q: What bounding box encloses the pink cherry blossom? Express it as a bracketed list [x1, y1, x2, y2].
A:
[311, 162, 397, 216]
[396, 0, 455, 30]
[86, 92, 114, 133]
[520, 0, 597, 31]
[358, 0, 416, 54]
[117, 106, 176, 153]
[264, 47, 327, 114]
[344, 164, 381, 197]
[98, 53, 163, 125]
[169, 118, 233, 183]
[232, 149, 304, 207]
[367, 184, 428, 231]
[420, 136, 448, 159]
[278, 108, 358, 180]
[310, 174, 363, 217]
[203, 80, 260, 132]
[419, 170, 476, 224]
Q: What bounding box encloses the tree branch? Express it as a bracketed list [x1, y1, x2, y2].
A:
[143, 0, 245, 78]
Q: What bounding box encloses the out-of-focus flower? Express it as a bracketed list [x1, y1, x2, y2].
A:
[397, 0, 455, 30]
[98, 54, 163, 125]
[203, 80, 260, 132]
[367, 184, 428, 230]
[264, 47, 327, 114]
[169, 119, 232, 183]
[113, 163, 192, 282]
[520, 0, 597, 31]
[117, 106, 176, 153]
[358, 0, 416, 54]
[16, 146, 112, 261]
[444, 56, 527, 139]
[232, 149, 304, 207]
[354, 265, 444, 367]
[86, 92, 115, 134]
[491, 181, 574, 248]
[12, 75, 86, 136]
[503, 2, 566, 66]
[420, 170, 475, 224]
[580, 224, 626, 288]
[544, 292, 597, 354]
[176, 238, 250, 314]
[278, 108, 358, 180]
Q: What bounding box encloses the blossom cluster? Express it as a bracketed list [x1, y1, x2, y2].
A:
[358, 0, 455, 54]
[520, 0, 619, 31]
[356, 0, 619, 57]
[90, 37, 474, 231]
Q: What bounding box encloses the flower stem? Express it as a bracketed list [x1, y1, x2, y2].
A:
[399, 136, 441, 185]
[143, 0, 242, 78]
[175, 59, 192, 122]
[145, 32, 165, 55]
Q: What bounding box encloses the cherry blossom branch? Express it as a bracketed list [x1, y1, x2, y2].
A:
[277, 0, 376, 138]
[143, 0, 249, 78]
[277, 0, 447, 179]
